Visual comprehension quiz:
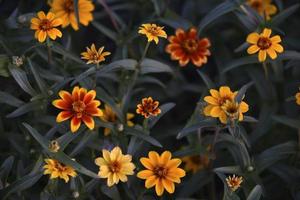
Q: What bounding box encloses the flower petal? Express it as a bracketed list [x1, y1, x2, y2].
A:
[82, 115, 95, 130]
[56, 111, 73, 122]
[70, 117, 81, 132]
[246, 33, 260, 44]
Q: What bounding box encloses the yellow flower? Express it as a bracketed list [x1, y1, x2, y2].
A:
[95, 146, 135, 187]
[50, 0, 94, 30]
[246, 28, 284, 62]
[182, 155, 210, 173]
[43, 159, 77, 183]
[81, 43, 111, 65]
[226, 175, 243, 192]
[30, 11, 62, 43]
[137, 151, 186, 196]
[203, 86, 249, 124]
[182, 145, 211, 173]
[296, 89, 300, 105]
[138, 23, 167, 44]
[136, 97, 161, 118]
[100, 104, 135, 136]
[221, 100, 248, 122]
[247, 0, 277, 20]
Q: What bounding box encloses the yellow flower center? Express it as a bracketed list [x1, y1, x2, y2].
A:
[39, 19, 52, 31]
[109, 161, 121, 173]
[72, 101, 86, 117]
[64, 0, 74, 13]
[154, 166, 168, 178]
[257, 37, 272, 50]
[182, 39, 198, 53]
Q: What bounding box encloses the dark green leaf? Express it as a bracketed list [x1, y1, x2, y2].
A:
[27, 58, 48, 93]
[124, 127, 162, 147]
[0, 91, 24, 107]
[197, 70, 215, 89]
[222, 56, 258, 73]
[235, 81, 253, 103]
[247, 185, 263, 200]
[6, 101, 40, 118]
[71, 66, 96, 86]
[272, 4, 300, 26]
[148, 103, 175, 128]
[177, 119, 216, 139]
[101, 185, 121, 200]
[140, 58, 173, 74]
[272, 115, 300, 129]
[92, 22, 118, 41]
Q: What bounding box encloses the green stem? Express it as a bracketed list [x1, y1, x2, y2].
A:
[93, 63, 100, 88]
[262, 61, 268, 79]
[143, 118, 149, 131]
[46, 38, 52, 65]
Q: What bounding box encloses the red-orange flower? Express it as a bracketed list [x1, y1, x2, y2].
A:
[52, 86, 103, 132]
[165, 28, 211, 67]
[136, 97, 161, 118]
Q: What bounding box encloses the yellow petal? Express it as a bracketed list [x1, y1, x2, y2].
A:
[272, 44, 284, 53]
[155, 179, 164, 196]
[262, 28, 272, 38]
[247, 45, 260, 54]
[246, 33, 260, 44]
[267, 48, 277, 59]
[258, 50, 267, 62]
[270, 35, 281, 43]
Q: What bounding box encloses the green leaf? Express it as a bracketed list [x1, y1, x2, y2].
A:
[214, 166, 242, 174]
[0, 91, 24, 107]
[177, 119, 216, 139]
[101, 185, 121, 200]
[71, 66, 96, 86]
[197, 70, 215, 89]
[51, 43, 85, 64]
[124, 127, 162, 147]
[140, 58, 173, 74]
[96, 86, 124, 123]
[272, 4, 300, 26]
[255, 141, 297, 172]
[277, 50, 300, 61]
[272, 115, 300, 129]
[6, 101, 41, 118]
[148, 103, 175, 128]
[70, 131, 96, 157]
[57, 130, 84, 151]
[235, 81, 253, 103]
[0, 156, 14, 184]
[100, 59, 137, 73]
[198, 0, 238, 34]
[222, 56, 258, 73]
[0, 54, 10, 77]
[27, 58, 48, 93]
[23, 123, 99, 179]
[8, 64, 37, 96]
[92, 22, 118, 41]
[247, 185, 263, 200]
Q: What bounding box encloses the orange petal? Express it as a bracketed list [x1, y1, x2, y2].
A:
[83, 90, 96, 104]
[160, 151, 172, 165]
[58, 90, 73, 104]
[56, 111, 73, 122]
[137, 170, 154, 179]
[82, 115, 95, 130]
[52, 99, 71, 110]
[155, 179, 164, 196]
[71, 117, 81, 133]
[162, 179, 175, 194]
[72, 86, 80, 101]
[140, 158, 154, 170]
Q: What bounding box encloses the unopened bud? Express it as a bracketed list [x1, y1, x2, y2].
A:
[49, 140, 60, 152]
[12, 56, 24, 67]
[72, 191, 79, 198]
[117, 124, 124, 132]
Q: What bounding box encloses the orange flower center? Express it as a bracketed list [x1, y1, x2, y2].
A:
[147, 27, 160, 36]
[90, 53, 99, 61]
[39, 19, 52, 31]
[72, 101, 86, 116]
[54, 161, 67, 172]
[64, 0, 74, 13]
[250, 0, 263, 10]
[218, 96, 232, 105]
[182, 39, 198, 53]
[257, 37, 272, 50]
[109, 161, 121, 173]
[154, 166, 168, 178]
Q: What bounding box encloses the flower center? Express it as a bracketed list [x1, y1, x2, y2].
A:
[218, 96, 231, 105]
[72, 101, 86, 115]
[109, 161, 121, 173]
[64, 0, 74, 13]
[147, 27, 159, 36]
[251, 0, 262, 10]
[154, 166, 168, 178]
[39, 19, 52, 31]
[190, 156, 201, 165]
[54, 162, 67, 172]
[257, 37, 272, 50]
[182, 39, 198, 53]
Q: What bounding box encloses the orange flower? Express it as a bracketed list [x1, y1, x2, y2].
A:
[166, 28, 211, 67]
[137, 151, 186, 196]
[296, 88, 300, 105]
[226, 175, 243, 192]
[52, 86, 103, 132]
[136, 97, 161, 118]
[30, 11, 62, 43]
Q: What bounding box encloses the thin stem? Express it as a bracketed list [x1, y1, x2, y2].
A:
[93, 63, 100, 88]
[46, 38, 53, 65]
[139, 42, 150, 66]
[262, 61, 268, 79]
[97, 0, 120, 32]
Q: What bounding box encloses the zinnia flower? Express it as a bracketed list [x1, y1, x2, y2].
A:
[165, 28, 211, 67]
[182, 155, 210, 173]
[138, 24, 167, 44]
[81, 43, 111, 64]
[50, 0, 94, 30]
[203, 86, 249, 124]
[247, 0, 277, 20]
[296, 89, 300, 105]
[100, 104, 134, 136]
[95, 146, 135, 187]
[43, 159, 77, 183]
[226, 175, 243, 192]
[52, 86, 103, 133]
[136, 97, 161, 118]
[246, 28, 284, 62]
[30, 11, 62, 43]
[137, 151, 186, 196]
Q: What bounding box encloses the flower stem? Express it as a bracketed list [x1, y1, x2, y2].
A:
[46, 38, 53, 65]
[93, 63, 100, 88]
[262, 61, 268, 79]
